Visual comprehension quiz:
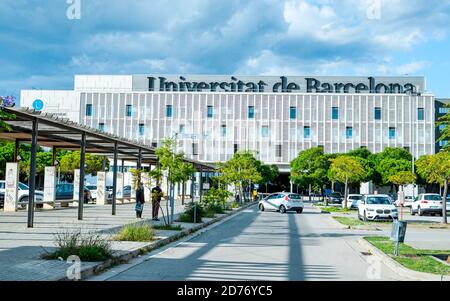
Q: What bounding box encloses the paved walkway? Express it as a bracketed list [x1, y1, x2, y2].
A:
[0, 200, 186, 281]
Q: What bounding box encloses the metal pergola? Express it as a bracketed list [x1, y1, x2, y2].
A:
[0, 107, 215, 227]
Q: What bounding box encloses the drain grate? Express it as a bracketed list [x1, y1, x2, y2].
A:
[361, 252, 373, 256]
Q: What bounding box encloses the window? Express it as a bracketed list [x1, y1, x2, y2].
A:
[290, 107, 297, 119]
[261, 126, 269, 138]
[220, 125, 227, 137]
[192, 143, 199, 156]
[126, 105, 133, 117]
[417, 108, 424, 121]
[248, 106, 255, 119]
[166, 105, 173, 118]
[332, 107, 339, 120]
[86, 104, 93, 117]
[276, 145, 282, 157]
[98, 123, 105, 131]
[374, 107, 381, 120]
[234, 144, 239, 154]
[439, 107, 450, 114]
[346, 127, 353, 139]
[304, 126, 311, 139]
[389, 127, 396, 139]
[151, 142, 158, 148]
[207, 106, 214, 118]
[138, 124, 145, 136]
[179, 124, 185, 135]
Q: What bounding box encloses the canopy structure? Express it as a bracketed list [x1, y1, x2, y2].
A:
[0, 107, 216, 227]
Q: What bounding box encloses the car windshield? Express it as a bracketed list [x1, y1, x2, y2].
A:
[19, 183, 29, 190]
[367, 197, 391, 205]
[423, 195, 442, 201]
[331, 193, 341, 197]
[86, 186, 96, 190]
[349, 195, 362, 200]
[288, 194, 301, 199]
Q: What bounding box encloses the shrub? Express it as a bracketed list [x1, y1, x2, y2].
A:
[42, 228, 112, 262]
[179, 202, 204, 223]
[231, 202, 240, 209]
[115, 223, 155, 242]
[152, 224, 183, 231]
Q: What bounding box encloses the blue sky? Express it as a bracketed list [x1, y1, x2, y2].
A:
[1, 0, 450, 98]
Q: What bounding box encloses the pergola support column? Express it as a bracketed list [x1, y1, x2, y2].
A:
[112, 142, 118, 216]
[78, 132, 86, 220]
[27, 119, 38, 228]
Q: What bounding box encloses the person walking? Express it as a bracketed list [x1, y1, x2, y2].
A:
[135, 182, 145, 218]
[151, 183, 163, 221]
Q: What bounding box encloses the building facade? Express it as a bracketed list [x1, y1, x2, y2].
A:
[21, 75, 436, 173]
[435, 98, 450, 151]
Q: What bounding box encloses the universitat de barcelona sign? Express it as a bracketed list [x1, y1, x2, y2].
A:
[131, 75, 425, 95]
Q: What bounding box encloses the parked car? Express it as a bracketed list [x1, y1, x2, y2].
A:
[395, 195, 414, 207]
[342, 194, 363, 209]
[358, 194, 398, 221]
[85, 185, 97, 200]
[327, 192, 344, 204]
[410, 193, 450, 216]
[56, 183, 92, 204]
[259, 192, 304, 214]
[0, 181, 44, 206]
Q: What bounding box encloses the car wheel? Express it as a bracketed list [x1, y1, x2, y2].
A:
[410, 207, 415, 216]
[363, 211, 368, 222]
[280, 205, 287, 214]
[259, 204, 265, 212]
[418, 206, 424, 216]
[296, 208, 303, 214]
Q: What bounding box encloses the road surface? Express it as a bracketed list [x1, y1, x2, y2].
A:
[94, 204, 403, 281]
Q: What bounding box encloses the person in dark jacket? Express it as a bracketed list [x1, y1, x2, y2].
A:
[151, 183, 163, 221]
[135, 182, 145, 218]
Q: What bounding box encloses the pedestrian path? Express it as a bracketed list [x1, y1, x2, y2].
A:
[0, 200, 186, 281]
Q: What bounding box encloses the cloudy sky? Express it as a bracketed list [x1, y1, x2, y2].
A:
[1, 0, 450, 98]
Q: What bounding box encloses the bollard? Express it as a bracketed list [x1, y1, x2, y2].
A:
[193, 203, 197, 224]
[391, 219, 408, 256]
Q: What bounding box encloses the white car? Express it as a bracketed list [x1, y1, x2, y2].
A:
[411, 193, 450, 216]
[395, 195, 414, 208]
[259, 192, 304, 214]
[0, 180, 44, 205]
[86, 185, 97, 200]
[342, 194, 363, 209]
[358, 194, 398, 221]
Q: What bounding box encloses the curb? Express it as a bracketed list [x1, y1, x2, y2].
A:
[358, 238, 450, 281]
[59, 201, 257, 281]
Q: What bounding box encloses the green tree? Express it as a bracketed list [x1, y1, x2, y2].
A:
[329, 156, 366, 209]
[388, 171, 416, 188]
[257, 163, 279, 193]
[416, 152, 450, 224]
[59, 151, 107, 176]
[218, 151, 262, 203]
[155, 138, 196, 224]
[290, 147, 330, 200]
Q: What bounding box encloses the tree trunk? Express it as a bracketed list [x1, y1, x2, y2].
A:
[182, 180, 185, 206]
[344, 178, 349, 210]
[442, 179, 448, 224]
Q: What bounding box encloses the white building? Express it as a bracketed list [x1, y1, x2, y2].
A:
[21, 75, 436, 174]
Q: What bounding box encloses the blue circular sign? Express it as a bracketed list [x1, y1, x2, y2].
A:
[32, 99, 44, 111]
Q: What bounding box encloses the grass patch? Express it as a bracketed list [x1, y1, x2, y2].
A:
[152, 224, 183, 231]
[365, 236, 450, 275]
[115, 223, 155, 242]
[42, 229, 112, 262]
[333, 216, 366, 227]
[319, 206, 352, 213]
